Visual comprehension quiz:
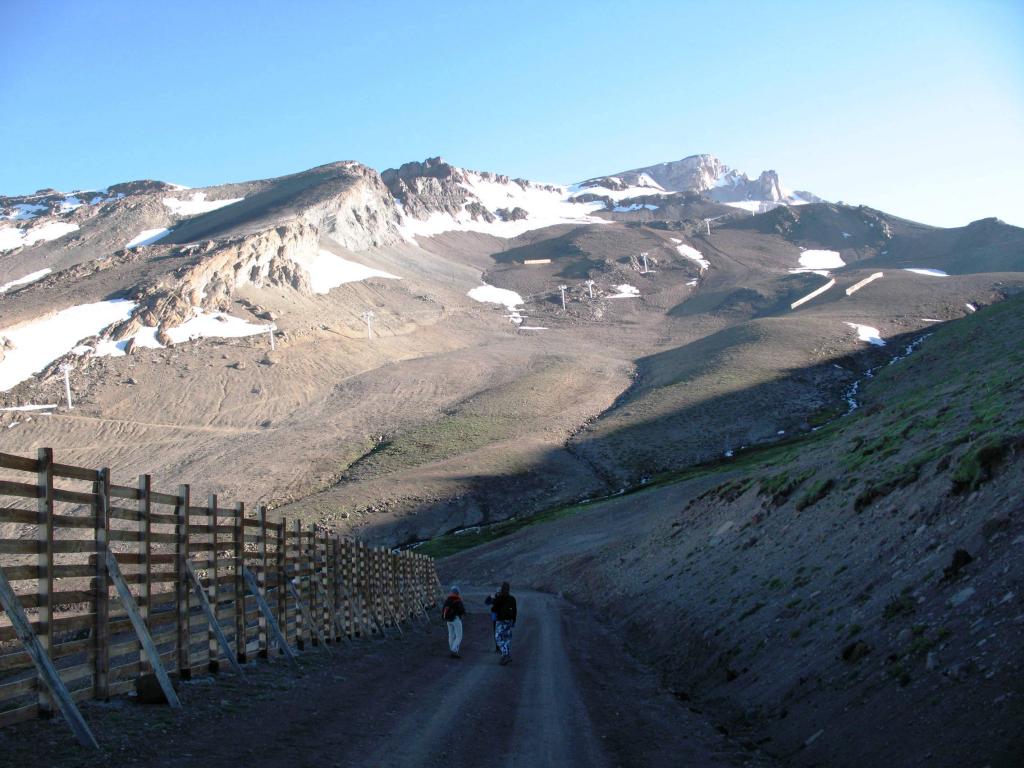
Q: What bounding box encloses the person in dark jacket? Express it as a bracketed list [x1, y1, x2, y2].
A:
[490, 582, 516, 665]
[441, 586, 466, 658]
[484, 586, 501, 652]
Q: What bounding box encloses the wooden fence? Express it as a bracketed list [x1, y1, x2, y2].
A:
[0, 448, 441, 741]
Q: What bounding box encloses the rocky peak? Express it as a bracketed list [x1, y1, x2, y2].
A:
[594, 153, 818, 206]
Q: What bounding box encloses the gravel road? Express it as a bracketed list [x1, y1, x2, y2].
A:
[0, 589, 769, 768]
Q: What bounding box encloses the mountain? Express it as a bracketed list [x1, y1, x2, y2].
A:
[576, 153, 822, 213]
[2, 152, 1023, 765]
[1, 154, 1022, 541]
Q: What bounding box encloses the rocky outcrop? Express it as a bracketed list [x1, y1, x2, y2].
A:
[382, 157, 473, 220]
[111, 222, 319, 344]
[382, 157, 561, 225]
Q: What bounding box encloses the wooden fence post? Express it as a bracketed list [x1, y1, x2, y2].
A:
[104, 551, 180, 709]
[138, 473, 152, 674]
[184, 561, 245, 677]
[241, 566, 297, 669]
[234, 501, 245, 662]
[277, 518, 288, 652]
[293, 519, 304, 649]
[0, 565, 98, 748]
[93, 467, 111, 700]
[206, 493, 219, 672]
[174, 484, 192, 679]
[257, 505, 268, 658]
[36, 447, 54, 715]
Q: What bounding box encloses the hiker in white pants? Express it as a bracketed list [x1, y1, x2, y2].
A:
[442, 586, 466, 658]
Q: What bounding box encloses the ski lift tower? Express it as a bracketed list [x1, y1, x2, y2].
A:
[361, 310, 375, 339]
[558, 285, 568, 310]
[703, 215, 726, 236]
[584, 279, 595, 298]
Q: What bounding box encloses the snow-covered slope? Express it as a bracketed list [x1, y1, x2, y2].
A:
[382, 157, 606, 240]
[579, 153, 821, 212]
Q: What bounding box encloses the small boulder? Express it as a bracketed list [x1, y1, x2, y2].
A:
[134, 672, 180, 704]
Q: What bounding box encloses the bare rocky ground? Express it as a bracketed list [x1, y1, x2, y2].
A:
[0, 592, 772, 768]
[6, 205, 1019, 552]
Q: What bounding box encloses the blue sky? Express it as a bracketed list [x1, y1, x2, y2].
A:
[1, 1, 1021, 227]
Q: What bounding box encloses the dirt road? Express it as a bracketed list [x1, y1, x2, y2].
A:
[0, 589, 768, 768]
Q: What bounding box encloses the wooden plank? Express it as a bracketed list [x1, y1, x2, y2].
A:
[104, 550, 180, 708]
[147, 511, 178, 526]
[0, 507, 41, 525]
[52, 463, 99, 482]
[0, 479, 42, 499]
[0, 539, 41, 555]
[287, 578, 331, 654]
[107, 505, 143, 522]
[108, 484, 141, 501]
[138, 474, 152, 675]
[0, 564, 99, 748]
[52, 540, 98, 554]
[257, 506, 268, 657]
[52, 487, 96, 505]
[0, 452, 39, 473]
[183, 561, 244, 677]
[276, 519, 288, 648]
[292, 519, 305, 648]
[206, 494, 219, 672]
[51, 513, 98, 529]
[175, 484, 191, 678]
[233, 502, 246, 663]
[241, 566, 297, 668]
[149, 490, 181, 506]
[93, 469, 110, 701]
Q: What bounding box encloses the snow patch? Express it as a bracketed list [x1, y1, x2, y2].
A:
[56, 196, 83, 214]
[613, 203, 658, 212]
[126, 228, 171, 248]
[0, 221, 80, 252]
[401, 173, 606, 241]
[0, 403, 58, 412]
[798, 250, 845, 270]
[0, 300, 137, 391]
[569, 182, 670, 202]
[675, 243, 710, 270]
[724, 200, 785, 214]
[608, 284, 639, 298]
[163, 192, 244, 217]
[293, 249, 400, 294]
[1, 203, 47, 221]
[845, 322, 885, 346]
[903, 268, 949, 277]
[0, 268, 51, 294]
[468, 285, 524, 310]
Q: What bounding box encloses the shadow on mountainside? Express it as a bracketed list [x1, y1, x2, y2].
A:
[432, 294, 1024, 768]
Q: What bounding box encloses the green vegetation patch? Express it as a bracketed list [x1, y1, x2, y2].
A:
[951, 433, 1019, 494]
[795, 477, 834, 511]
[759, 468, 814, 506]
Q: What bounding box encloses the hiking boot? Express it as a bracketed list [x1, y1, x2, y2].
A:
[450, 651, 461, 659]
[499, 655, 511, 665]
